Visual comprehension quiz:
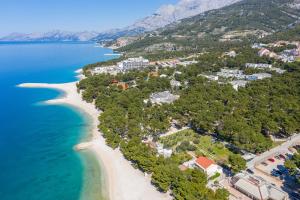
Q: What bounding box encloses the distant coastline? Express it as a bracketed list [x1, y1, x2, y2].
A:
[0, 41, 95, 45]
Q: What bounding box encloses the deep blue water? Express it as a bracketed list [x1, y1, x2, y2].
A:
[0, 42, 114, 200]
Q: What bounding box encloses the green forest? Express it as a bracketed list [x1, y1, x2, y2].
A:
[78, 39, 300, 198]
[77, 4, 300, 197]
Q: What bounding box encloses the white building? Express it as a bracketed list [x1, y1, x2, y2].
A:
[178, 60, 198, 67]
[156, 143, 173, 158]
[279, 54, 295, 63]
[92, 56, 149, 75]
[258, 48, 271, 57]
[118, 57, 149, 71]
[160, 74, 168, 78]
[217, 69, 245, 79]
[224, 50, 237, 58]
[182, 159, 196, 169]
[201, 75, 219, 81]
[230, 80, 248, 91]
[150, 91, 179, 105]
[245, 63, 272, 69]
[240, 150, 256, 162]
[271, 67, 286, 74]
[251, 73, 272, 80]
[194, 156, 222, 178]
[231, 172, 288, 200]
[252, 43, 267, 49]
[92, 66, 121, 75]
[170, 80, 182, 88]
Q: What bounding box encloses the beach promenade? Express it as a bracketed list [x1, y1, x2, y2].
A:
[18, 82, 171, 200]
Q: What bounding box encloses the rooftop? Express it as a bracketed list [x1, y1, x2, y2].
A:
[150, 91, 179, 105]
[232, 172, 287, 200]
[195, 156, 215, 169]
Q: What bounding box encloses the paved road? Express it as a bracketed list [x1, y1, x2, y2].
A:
[247, 134, 300, 168]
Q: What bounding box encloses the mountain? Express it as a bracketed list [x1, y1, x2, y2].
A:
[0, 30, 99, 42]
[0, 0, 242, 42]
[127, 0, 241, 31]
[160, 0, 300, 36]
[94, 0, 241, 41]
[118, 0, 300, 54]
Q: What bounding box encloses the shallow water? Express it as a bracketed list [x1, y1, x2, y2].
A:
[0, 42, 115, 200]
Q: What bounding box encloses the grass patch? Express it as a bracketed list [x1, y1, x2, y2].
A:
[160, 130, 232, 164]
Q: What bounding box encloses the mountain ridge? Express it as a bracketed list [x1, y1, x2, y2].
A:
[0, 0, 241, 42]
[117, 0, 300, 54]
[0, 30, 99, 42]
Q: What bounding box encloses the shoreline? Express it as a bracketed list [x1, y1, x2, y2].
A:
[17, 82, 171, 200]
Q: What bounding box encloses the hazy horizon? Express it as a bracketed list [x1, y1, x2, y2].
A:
[0, 0, 177, 37]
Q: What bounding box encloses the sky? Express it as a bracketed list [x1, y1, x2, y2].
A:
[0, 0, 177, 36]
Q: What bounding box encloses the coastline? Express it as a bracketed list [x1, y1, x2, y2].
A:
[17, 81, 172, 200]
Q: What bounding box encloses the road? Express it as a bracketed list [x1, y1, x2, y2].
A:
[159, 126, 190, 138]
[247, 134, 300, 168]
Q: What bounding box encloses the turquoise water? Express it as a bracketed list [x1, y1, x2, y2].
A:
[0, 42, 114, 200]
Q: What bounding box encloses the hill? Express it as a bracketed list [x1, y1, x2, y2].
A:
[118, 0, 300, 54]
[0, 30, 99, 42]
[95, 0, 241, 42]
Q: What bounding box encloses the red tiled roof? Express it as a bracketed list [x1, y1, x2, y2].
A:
[196, 156, 214, 169]
[111, 79, 119, 84]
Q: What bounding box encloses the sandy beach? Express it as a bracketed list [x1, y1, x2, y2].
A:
[18, 81, 171, 200]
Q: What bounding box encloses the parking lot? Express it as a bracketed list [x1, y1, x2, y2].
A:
[256, 153, 288, 176]
[254, 149, 300, 199]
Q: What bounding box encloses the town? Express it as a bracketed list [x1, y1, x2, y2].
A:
[81, 38, 300, 200]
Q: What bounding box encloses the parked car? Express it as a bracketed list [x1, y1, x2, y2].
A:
[246, 169, 254, 174]
[279, 154, 286, 160]
[271, 171, 280, 177]
[277, 166, 288, 174]
[268, 158, 275, 162]
[290, 192, 300, 200]
[276, 170, 283, 175]
[275, 155, 281, 160]
[262, 162, 268, 166]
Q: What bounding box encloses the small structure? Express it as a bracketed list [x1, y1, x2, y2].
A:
[170, 80, 182, 88]
[251, 73, 272, 80]
[117, 82, 129, 90]
[271, 68, 286, 74]
[178, 60, 198, 67]
[231, 172, 288, 200]
[111, 79, 119, 84]
[118, 57, 149, 71]
[240, 150, 256, 162]
[224, 50, 237, 58]
[148, 71, 159, 78]
[194, 156, 223, 178]
[150, 91, 179, 105]
[283, 49, 299, 57]
[252, 43, 267, 49]
[182, 159, 196, 169]
[93, 66, 121, 75]
[258, 48, 271, 57]
[230, 80, 248, 91]
[246, 75, 259, 81]
[201, 75, 219, 81]
[279, 54, 295, 63]
[160, 74, 168, 78]
[156, 143, 173, 158]
[245, 63, 272, 69]
[217, 69, 245, 79]
[174, 71, 182, 75]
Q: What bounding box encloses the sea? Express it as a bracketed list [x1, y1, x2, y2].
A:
[0, 42, 116, 200]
